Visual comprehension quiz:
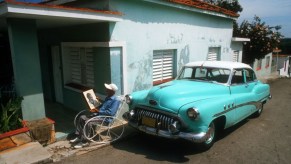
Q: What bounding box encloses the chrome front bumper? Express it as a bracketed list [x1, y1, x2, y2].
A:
[128, 122, 209, 143]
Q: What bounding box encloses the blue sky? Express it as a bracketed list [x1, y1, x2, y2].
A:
[238, 0, 291, 38]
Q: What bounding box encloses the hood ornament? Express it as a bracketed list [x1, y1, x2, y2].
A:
[159, 84, 171, 89]
[149, 100, 157, 105]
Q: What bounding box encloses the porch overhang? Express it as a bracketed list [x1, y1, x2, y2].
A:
[0, 1, 123, 29]
[231, 37, 250, 42]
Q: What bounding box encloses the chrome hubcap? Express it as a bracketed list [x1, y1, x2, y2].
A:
[205, 123, 215, 144]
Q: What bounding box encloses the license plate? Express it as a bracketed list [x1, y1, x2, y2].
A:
[142, 116, 156, 127]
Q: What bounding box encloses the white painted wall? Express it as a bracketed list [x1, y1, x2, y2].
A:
[109, 0, 235, 93]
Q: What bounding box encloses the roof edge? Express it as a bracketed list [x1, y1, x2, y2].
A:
[165, 0, 239, 18]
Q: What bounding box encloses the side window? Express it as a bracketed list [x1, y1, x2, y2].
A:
[231, 69, 244, 84]
[210, 69, 231, 83]
[245, 69, 257, 82]
[195, 68, 207, 78]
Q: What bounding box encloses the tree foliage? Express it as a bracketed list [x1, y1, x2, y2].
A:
[233, 16, 283, 64]
[203, 1, 283, 64]
[216, 0, 242, 13]
[203, 0, 242, 13]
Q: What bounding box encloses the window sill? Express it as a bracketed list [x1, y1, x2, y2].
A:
[64, 83, 91, 93]
[153, 78, 173, 86]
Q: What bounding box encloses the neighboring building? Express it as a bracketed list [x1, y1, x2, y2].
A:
[0, 0, 243, 121]
[273, 54, 291, 77]
[253, 51, 291, 79]
[253, 53, 275, 79]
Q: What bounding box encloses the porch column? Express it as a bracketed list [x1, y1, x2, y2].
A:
[7, 18, 45, 121]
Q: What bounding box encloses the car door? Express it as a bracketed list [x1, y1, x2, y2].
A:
[245, 69, 269, 113]
[229, 69, 254, 123]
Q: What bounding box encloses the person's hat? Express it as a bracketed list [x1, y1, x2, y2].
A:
[104, 83, 118, 92]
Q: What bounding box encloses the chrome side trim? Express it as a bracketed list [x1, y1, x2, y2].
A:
[213, 95, 270, 118]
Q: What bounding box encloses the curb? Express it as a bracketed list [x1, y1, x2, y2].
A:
[45, 124, 136, 163]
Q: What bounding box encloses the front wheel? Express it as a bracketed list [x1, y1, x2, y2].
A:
[197, 122, 216, 151]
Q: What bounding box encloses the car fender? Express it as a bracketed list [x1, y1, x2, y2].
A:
[178, 96, 235, 133]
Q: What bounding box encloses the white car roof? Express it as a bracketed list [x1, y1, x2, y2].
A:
[184, 61, 252, 70]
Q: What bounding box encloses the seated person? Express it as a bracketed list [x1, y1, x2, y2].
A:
[70, 83, 120, 149]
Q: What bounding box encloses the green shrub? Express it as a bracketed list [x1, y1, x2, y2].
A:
[0, 97, 23, 134]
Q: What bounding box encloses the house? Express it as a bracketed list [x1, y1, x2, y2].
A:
[0, 0, 243, 122]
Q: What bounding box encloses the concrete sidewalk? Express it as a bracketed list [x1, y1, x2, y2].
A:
[0, 124, 135, 164]
[0, 142, 52, 164]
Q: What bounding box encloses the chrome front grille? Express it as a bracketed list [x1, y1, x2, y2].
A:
[134, 108, 177, 130]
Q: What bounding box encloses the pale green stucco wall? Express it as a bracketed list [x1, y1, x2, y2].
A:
[37, 0, 236, 112]
[7, 18, 45, 121]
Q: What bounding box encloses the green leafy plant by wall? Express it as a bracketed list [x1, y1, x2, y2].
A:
[0, 97, 23, 134]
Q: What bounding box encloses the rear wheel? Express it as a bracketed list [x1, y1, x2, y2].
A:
[253, 103, 264, 117]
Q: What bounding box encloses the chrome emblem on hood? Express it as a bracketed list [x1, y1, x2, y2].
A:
[149, 100, 157, 105]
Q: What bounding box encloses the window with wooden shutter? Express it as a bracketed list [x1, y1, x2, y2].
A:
[69, 47, 95, 89]
[153, 50, 175, 85]
[207, 47, 221, 61]
[232, 50, 239, 62]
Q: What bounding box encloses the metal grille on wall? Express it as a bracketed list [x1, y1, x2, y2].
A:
[153, 49, 174, 84]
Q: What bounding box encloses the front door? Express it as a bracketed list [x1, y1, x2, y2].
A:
[51, 46, 63, 103]
[230, 69, 253, 123]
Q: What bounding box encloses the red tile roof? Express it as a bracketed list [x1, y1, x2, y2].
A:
[166, 0, 239, 17]
[1, 0, 238, 18]
[2, 0, 123, 16]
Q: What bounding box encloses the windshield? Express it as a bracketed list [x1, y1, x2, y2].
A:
[177, 66, 231, 84]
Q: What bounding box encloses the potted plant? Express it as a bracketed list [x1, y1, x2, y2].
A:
[0, 97, 29, 139]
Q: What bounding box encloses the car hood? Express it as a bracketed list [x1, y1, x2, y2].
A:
[144, 80, 230, 114]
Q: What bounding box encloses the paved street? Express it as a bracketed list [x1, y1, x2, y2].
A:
[55, 78, 291, 164]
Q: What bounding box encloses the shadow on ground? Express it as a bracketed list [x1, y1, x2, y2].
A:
[112, 118, 250, 163]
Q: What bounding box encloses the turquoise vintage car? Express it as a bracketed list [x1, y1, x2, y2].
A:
[124, 61, 271, 150]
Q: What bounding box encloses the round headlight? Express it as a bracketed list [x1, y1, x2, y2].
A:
[187, 108, 199, 120]
[125, 95, 132, 104]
